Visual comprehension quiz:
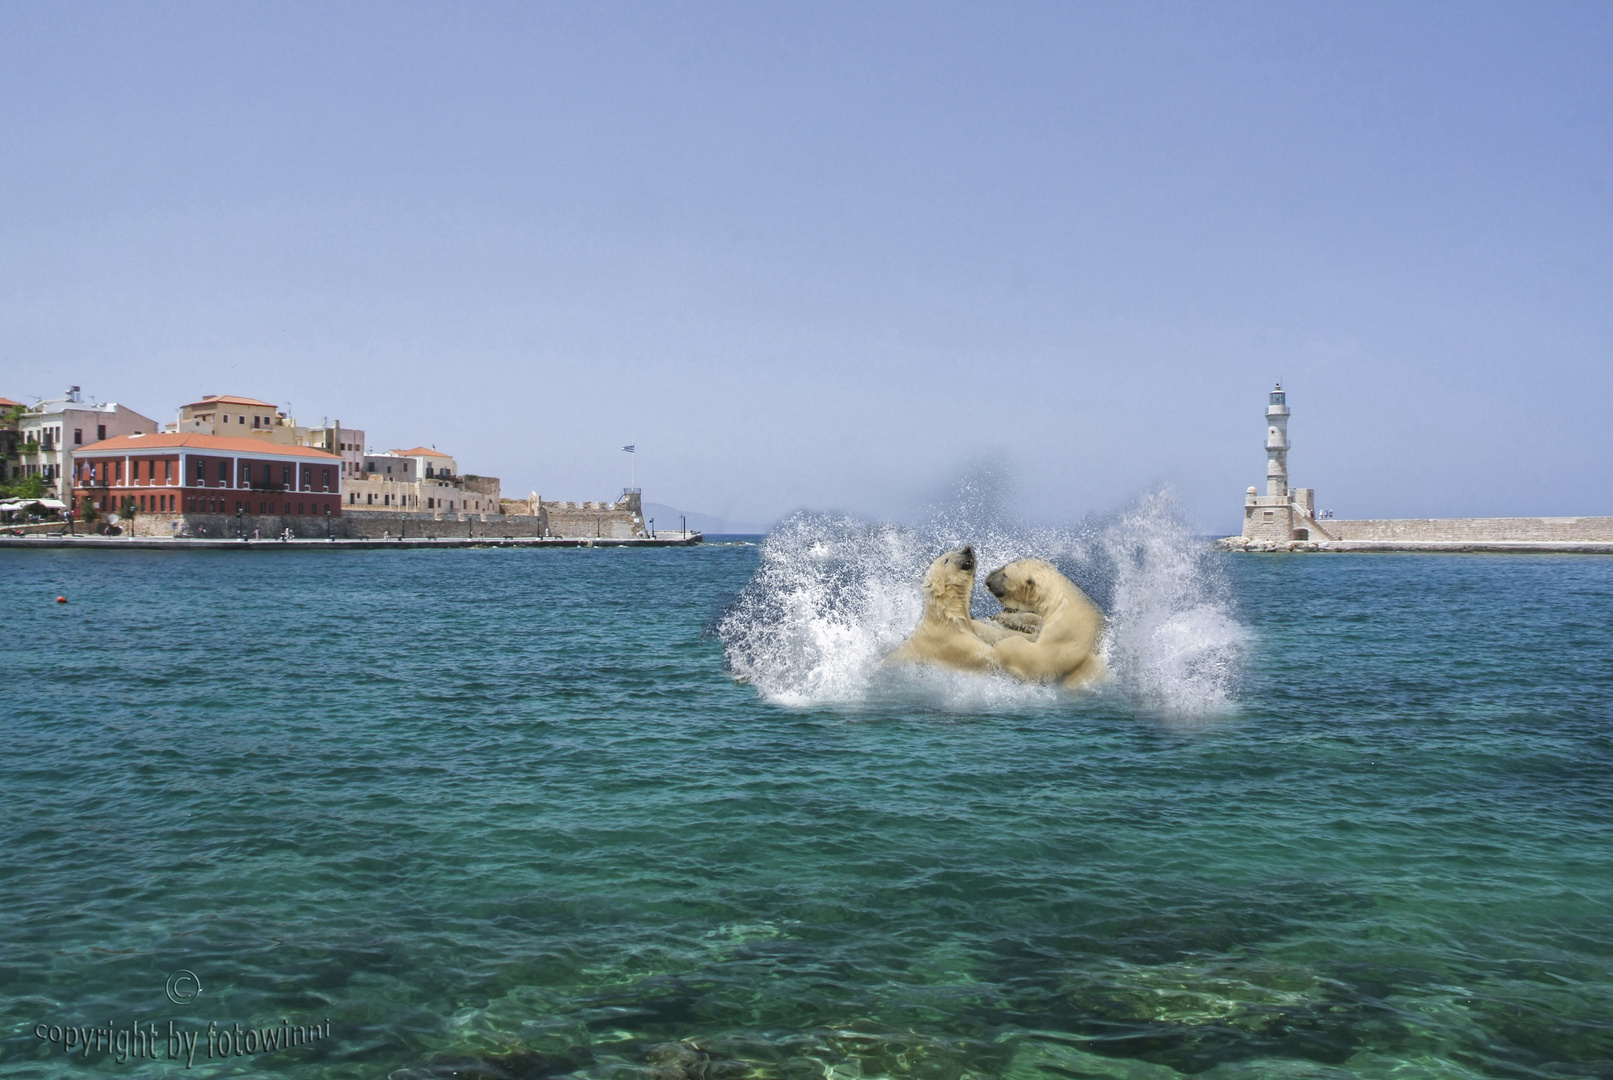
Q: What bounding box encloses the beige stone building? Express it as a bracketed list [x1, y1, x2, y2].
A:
[15, 387, 158, 501]
[345, 448, 500, 514]
[302, 423, 366, 482]
[171, 394, 298, 441]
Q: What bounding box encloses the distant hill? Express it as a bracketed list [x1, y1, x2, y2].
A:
[641, 502, 771, 536]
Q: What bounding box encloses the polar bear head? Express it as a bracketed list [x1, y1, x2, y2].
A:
[922, 545, 977, 618]
[984, 558, 1058, 611]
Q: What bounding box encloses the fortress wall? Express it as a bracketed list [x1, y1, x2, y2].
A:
[539, 490, 645, 539]
[127, 512, 332, 539]
[1324, 517, 1613, 543]
[340, 511, 547, 539]
[123, 510, 550, 539]
[541, 505, 643, 539]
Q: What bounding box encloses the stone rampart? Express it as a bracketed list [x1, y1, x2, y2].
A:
[127, 512, 329, 539]
[540, 490, 646, 539]
[339, 511, 548, 539]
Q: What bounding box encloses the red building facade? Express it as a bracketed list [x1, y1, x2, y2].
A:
[72, 433, 344, 518]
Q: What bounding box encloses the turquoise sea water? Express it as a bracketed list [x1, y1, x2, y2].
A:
[3, 529, 1612, 1079]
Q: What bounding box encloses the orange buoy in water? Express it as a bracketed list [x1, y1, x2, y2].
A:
[55, 596, 67, 604]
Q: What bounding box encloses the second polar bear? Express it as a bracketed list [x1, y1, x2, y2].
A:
[984, 558, 1107, 688]
[884, 545, 1033, 672]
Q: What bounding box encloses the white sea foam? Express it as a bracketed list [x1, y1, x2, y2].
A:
[718, 487, 1245, 716]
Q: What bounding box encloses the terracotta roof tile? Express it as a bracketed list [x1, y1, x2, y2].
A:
[74, 432, 341, 460]
[182, 394, 280, 410]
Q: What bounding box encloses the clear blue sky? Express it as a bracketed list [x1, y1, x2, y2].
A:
[3, 2, 1609, 532]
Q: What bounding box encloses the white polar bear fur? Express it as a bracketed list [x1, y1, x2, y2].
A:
[983, 558, 1106, 688]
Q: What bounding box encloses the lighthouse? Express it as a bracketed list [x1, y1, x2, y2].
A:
[1242, 382, 1317, 543]
[1266, 383, 1289, 498]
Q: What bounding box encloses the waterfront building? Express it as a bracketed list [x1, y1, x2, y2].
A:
[0, 396, 22, 484]
[391, 446, 457, 481]
[170, 394, 299, 442]
[362, 451, 418, 482]
[301, 422, 366, 481]
[170, 396, 365, 485]
[346, 448, 500, 514]
[15, 387, 158, 501]
[72, 432, 344, 519]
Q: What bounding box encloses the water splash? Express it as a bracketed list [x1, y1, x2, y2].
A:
[718, 487, 1246, 716]
[1097, 491, 1248, 718]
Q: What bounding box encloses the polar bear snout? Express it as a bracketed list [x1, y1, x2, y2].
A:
[985, 568, 1007, 598]
[955, 545, 975, 572]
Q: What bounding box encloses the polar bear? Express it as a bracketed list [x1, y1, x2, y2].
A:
[983, 558, 1106, 688]
[885, 546, 1033, 672]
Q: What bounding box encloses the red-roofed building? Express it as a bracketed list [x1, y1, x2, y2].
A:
[72, 432, 344, 527]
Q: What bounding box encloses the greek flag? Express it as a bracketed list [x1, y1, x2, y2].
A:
[621, 445, 635, 453]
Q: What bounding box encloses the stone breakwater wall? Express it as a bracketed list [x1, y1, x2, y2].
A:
[122, 511, 551, 540]
[1324, 516, 1613, 543]
[1222, 516, 1613, 552]
[108, 492, 649, 541]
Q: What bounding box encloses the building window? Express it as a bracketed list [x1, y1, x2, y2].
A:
[195, 460, 206, 483]
[322, 467, 330, 491]
[282, 465, 291, 486]
[97, 424, 106, 441]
